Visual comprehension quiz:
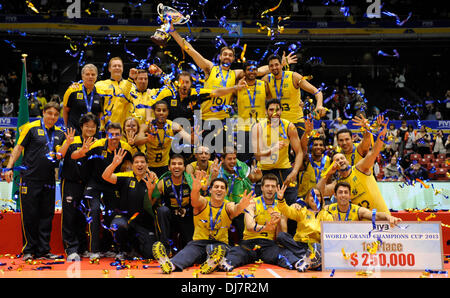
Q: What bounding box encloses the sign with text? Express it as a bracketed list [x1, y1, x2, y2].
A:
[321, 222, 443, 271]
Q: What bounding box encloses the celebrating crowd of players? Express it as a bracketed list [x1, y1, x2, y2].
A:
[3, 24, 402, 274]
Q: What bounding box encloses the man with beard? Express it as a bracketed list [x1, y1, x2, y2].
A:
[317, 116, 391, 214]
[168, 23, 297, 153]
[232, 61, 268, 165]
[152, 172, 253, 274]
[102, 150, 159, 260]
[152, 154, 194, 253]
[252, 98, 303, 236]
[223, 174, 303, 271]
[262, 54, 325, 139]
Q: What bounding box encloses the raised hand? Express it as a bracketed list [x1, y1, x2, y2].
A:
[209, 158, 222, 179]
[125, 130, 136, 146]
[64, 127, 76, 145]
[191, 170, 207, 190]
[236, 77, 248, 91]
[276, 184, 288, 200]
[282, 51, 298, 66]
[239, 189, 256, 210]
[352, 114, 370, 131]
[143, 170, 158, 192]
[81, 136, 95, 154]
[112, 147, 127, 166]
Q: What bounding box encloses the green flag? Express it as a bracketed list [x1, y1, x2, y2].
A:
[12, 58, 30, 211]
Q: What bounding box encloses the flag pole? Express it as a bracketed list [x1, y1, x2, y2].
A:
[12, 53, 30, 211]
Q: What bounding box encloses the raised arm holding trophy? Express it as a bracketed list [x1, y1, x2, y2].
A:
[151, 3, 190, 47]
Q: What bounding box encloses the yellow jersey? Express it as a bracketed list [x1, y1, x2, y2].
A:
[189, 160, 214, 176]
[298, 155, 331, 198]
[202, 65, 236, 120]
[267, 71, 303, 124]
[132, 89, 158, 125]
[277, 197, 333, 243]
[243, 196, 279, 241]
[257, 118, 292, 170]
[145, 120, 175, 168]
[236, 80, 266, 131]
[337, 143, 364, 166]
[95, 79, 136, 128]
[326, 203, 360, 221]
[338, 166, 390, 214]
[193, 197, 232, 244]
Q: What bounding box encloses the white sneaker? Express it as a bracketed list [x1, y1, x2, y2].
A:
[89, 252, 100, 261]
[67, 252, 81, 262]
[295, 257, 310, 272]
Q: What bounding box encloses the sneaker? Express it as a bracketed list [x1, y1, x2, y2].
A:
[295, 256, 310, 272]
[89, 252, 101, 261]
[23, 253, 33, 261]
[36, 253, 63, 260]
[67, 252, 81, 262]
[218, 257, 233, 272]
[81, 251, 91, 258]
[101, 251, 117, 258]
[152, 241, 174, 274]
[115, 252, 126, 261]
[200, 245, 226, 274]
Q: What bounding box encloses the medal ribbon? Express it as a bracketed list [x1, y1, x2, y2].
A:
[272, 71, 285, 100]
[218, 65, 230, 87]
[82, 85, 95, 113]
[41, 118, 56, 162]
[170, 176, 184, 208]
[338, 205, 351, 221]
[309, 154, 327, 184]
[209, 200, 225, 237]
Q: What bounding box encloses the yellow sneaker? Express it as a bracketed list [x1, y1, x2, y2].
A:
[152, 241, 174, 274]
[200, 245, 226, 274]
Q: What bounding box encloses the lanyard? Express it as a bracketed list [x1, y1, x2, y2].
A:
[170, 176, 184, 207]
[219, 167, 237, 196]
[82, 85, 95, 113]
[41, 118, 55, 158]
[218, 65, 230, 87]
[338, 205, 351, 221]
[246, 83, 257, 108]
[350, 145, 356, 166]
[209, 200, 224, 235]
[260, 196, 277, 211]
[272, 71, 284, 100]
[309, 154, 327, 184]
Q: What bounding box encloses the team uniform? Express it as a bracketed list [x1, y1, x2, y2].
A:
[59, 136, 91, 257]
[152, 172, 194, 251]
[337, 166, 391, 214]
[145, 119, 175, 177]
[83, 138, 135, 254]
[216, 160, 253, 244]
[226, 196, 301, 269]
[110, 171, 157, 259]
[276, 196, 333, 267]
[62, 84, 103, 135]
[95, 78, 136, 130]
[202, 65, 236, 150]
[17, 119, 65, 258]
[298, 154, 331, 198]
[326, 203, 361, 221]
[235, 80, 266, 164]
[257, 118, 298, 204]
[267, 71, 305, 137]
[337, 143, 364, 166]
[132, 89, 158, 125]
[169, 196, 232, 271]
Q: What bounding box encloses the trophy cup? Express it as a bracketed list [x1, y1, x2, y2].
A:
[151, 3, 190, 47]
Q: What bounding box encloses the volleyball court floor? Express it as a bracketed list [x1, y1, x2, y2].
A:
[0, 255, 448, 278]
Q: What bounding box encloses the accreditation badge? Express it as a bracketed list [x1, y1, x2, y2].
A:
[129, 180, 136, 188]
[77, 92, 84, 100]
[21, 186, 27, 194]
[37, 129, 45, 136]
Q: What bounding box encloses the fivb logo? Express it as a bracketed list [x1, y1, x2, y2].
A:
[366, 0, 381, 18]
[66, 0, 81, 19]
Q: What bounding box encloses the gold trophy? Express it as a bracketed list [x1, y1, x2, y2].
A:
[151, 3, 190, 47]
